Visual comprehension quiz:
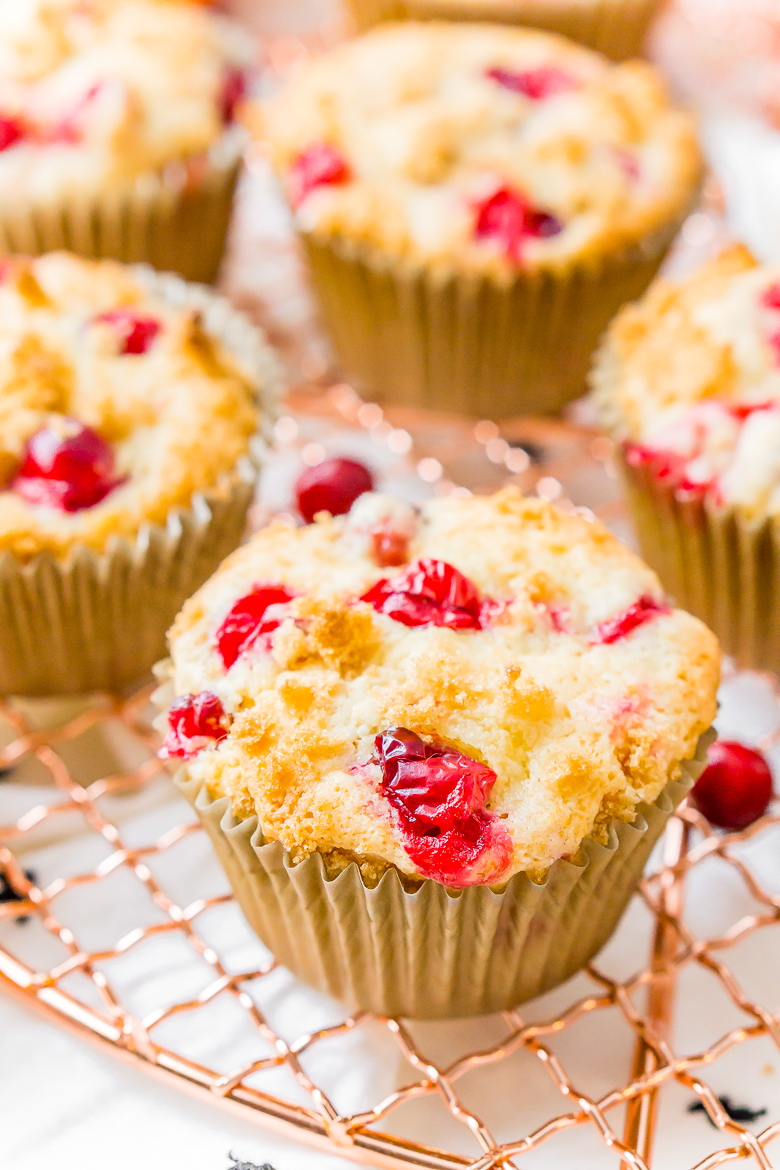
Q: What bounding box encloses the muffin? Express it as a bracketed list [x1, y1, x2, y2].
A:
[159, 487, 719, 1017]
[592, 244, 780, 675]
[346, 0, 658, 64]
[0, 251, 280, 695]
[260, 22, 701, 419]
[0, 0, 252, 282]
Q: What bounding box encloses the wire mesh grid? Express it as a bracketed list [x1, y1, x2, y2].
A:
[0, 399, 778, 1170]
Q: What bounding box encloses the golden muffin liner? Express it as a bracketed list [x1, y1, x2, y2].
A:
[171, 730, 710, 1019]
[618, 452, 780, 676]
[346, 0, 658, 61]
[0, 131, 245, 285]
[0, 268, 281, 697]
[301, 223, 684, 419]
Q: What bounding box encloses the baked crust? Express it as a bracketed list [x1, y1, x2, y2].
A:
[166, 487, 720, 883]
[0, 252, 261, 560]
[260, 21, 701, 276]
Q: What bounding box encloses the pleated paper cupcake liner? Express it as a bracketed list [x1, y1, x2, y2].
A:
[301, 224, 685, 419]
[618, 453, 780, 676]
[172, 732, 710, 1019]
[346, 0, 658, 60]
[0, 130, 245, 285]
[0, 268, 282, 697]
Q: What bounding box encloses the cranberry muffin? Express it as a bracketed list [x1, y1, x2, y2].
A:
[260, 21, 700, 417]
[0, 0, 252, 281]
[347, 0, 659, 64]
[0, 251, 280, 694]
[593, 245, 780, 674]
[161, 487, 718, 1016]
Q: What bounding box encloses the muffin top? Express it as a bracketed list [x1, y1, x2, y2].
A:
[261, 21, 700, 276]
[0, 0, 250, 202]
[592, 245, 780, 519]
[0, 252, 271, 561]
[162, 487, 719, 888]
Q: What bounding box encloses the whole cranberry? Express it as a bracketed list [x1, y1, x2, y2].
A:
[295, 457, 374, 524]
[485, 65, 577, 101]
[474, 185, 562, 262]
[160, 691, 230, 760]
[215, 583, 297, 668]
[11, 422, 121, 512]
[691, 740, 774, 831]
[288, 143, 350, 208]
[0, 115, 25, 152]
[219, 66, 247, 125]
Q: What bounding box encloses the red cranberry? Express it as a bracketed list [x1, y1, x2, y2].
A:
[11, 422, 122, 512]
[485, 65, 577, 100]
[767, 331, 780, 366]
[94, 308, 161, 355]
[215, 583, 297, 668]
[48, 82, 103, 144]
[295, 457, 374, 524]
[374, 727, 512, 886]
[761, 283, 780, 311]
[370, 526, 410, 568]
[0, 115, 25, 152]
[219, 66, 247, 125]
[474, 186, 562, 262]
[692, 741, 774, 831]
[288, 143, 351, 208]
[160, 691, 230, 760]
[360, 558, 498, 631]
[590, 594, 670, 645]
[623, 441, 713, 500]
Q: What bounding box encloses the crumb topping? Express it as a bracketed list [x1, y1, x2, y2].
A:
[0, 252, 264, 560]
[261, 21, 700, 275]
[0, 0, 250, 201]
[165, 487, 719, 886]
[592, 245, 780, 518]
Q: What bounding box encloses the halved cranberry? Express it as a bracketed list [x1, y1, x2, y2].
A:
[295, 457, 374, 524]
[360, 558, 497, 631]
[374, 727, 512, 886]
[11, 422, 122, 512]
[215, 583, 297, 668]
[485, 65, 577, 100]
[692, 740, 774, 830]
[94, 308, 161, 355]
[590, 594, 670, 645]
[219, 66, 247, 125]
[0, 115, 25, 152]
[288, 143, 350, 208]
[474, 186, 562, 262]
[160, 691, 230, 760]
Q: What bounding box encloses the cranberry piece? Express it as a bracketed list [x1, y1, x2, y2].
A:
[474, 186, 562, 262]
[370, 526, 411, 568]
[11, 422, 122, 512]
[295, 457, 374, 524]
[374, 727, 512, 886]
[49, 82, 103, 144]
[485, 65, 577, 100]
[623, 441, 713, 500]
[219, 66, 246, 125]
[0, 115, 25, 152]
[692, 740, 774, 830]
[94, 308, 161, 355]
[160, 691, 230, 760]
[215, 583, 297, 668]
[360, 558, 497, 631]
[590, 594, 670, 645]
[761, 283, 780, 311]
[288, 143, 351, 208]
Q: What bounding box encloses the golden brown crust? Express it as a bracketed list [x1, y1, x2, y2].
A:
[167, 488, 720, 882]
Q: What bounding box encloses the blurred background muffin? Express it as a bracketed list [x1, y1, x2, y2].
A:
[0, 251, 281, 694]
[259, 21, 701, 418]
[345, 0, 659, 62]
[0, 0, 253, 281]
[592, 243, 780, 673]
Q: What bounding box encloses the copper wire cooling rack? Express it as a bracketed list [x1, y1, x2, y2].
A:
[0, 400, 778, 1170]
